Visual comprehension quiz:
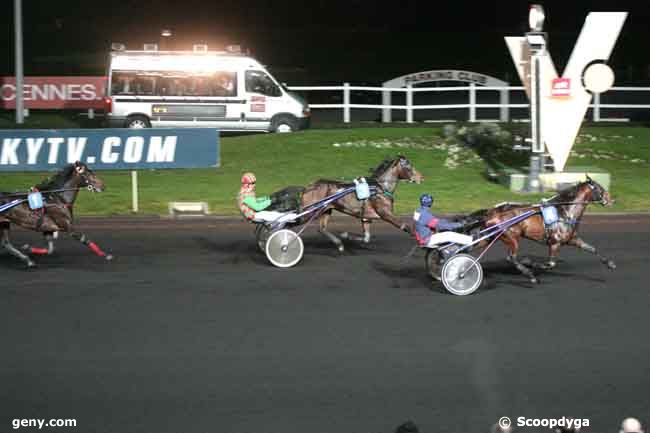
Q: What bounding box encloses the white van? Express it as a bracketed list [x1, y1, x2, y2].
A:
[103, 45, 310, 132]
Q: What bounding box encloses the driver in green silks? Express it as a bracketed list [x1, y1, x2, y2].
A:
[237, 172, 296, 222]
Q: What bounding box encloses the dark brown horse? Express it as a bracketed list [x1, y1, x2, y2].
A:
[300, 155, 423, 251]
[0, 161, 111, 268]
[474, 176, 615, 283]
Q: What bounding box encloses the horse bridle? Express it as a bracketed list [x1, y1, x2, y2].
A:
[398, 158, 419, 183]
[586, 181, 607, 205]
[75, 166, 99, 192]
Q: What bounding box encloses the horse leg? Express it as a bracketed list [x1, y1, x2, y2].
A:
[540, 242, 561, 270]
[317, 211, 344, 252]
[503, 236, 538, 284]
[69, 231, 114, 261]
[1, 223, 36, 268]
[374, 207, 411, 234]
[568, 237, 616, 270]
[340, 220, 371, 244]
[22, 231, 56, 256]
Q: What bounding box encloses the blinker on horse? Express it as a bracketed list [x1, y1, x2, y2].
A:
[0, 161, 111, 268]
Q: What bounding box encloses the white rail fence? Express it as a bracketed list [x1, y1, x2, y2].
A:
[288, 83, 650, 123]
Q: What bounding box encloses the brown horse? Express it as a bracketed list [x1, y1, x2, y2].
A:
[300, 155, 423, 251]
[0, 161, 111, 268]
[474, 176, 615, 283]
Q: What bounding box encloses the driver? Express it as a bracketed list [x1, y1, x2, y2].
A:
[413, 193, 474, 248]
[238, 172, 296, 222]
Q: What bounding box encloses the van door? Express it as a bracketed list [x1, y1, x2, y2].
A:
[243, 70, 284, 131]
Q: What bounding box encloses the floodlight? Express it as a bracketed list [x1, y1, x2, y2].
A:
[529, 4, 545, 32]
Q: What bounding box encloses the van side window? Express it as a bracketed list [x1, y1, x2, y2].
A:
[209, 72, 237, 97]
[111, 71, 237, 97]
[245, 70, 281, 97]
[111, 72, 154, 95]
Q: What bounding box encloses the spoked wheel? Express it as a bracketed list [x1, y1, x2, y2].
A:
[440, 253, 483, 296]
[265, 229, 304, 268]
[255, 224, 271, 252]
[425, 249, 443, 281]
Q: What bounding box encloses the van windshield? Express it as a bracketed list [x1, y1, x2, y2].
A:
[245, 70, 281, 97]
[110, 71, 237, 97]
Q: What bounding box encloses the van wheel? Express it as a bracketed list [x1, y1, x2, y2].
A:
[271, 115, 297, 133]
[126, 115, 150, 129]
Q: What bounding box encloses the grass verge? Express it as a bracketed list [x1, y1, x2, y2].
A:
[1, 125, 649, 216]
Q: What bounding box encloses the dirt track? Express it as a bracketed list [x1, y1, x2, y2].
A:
[1, 215, 649, 433]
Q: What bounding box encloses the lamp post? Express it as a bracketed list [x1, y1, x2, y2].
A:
[525, 4, 547, 192]
[160, 28, 172, 50]
[14, 0, 24, 124]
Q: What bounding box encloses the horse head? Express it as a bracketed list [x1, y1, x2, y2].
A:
[73, 161, 105, 192]
[395, 156, 424, 184]
[584, 175, 613, 206]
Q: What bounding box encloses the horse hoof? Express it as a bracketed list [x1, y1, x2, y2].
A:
[530, 277, 539, 284]
[21, 244, 30, 251]
[105, 254, 114, 261]
[607, 260, 616, 270]
[337, 245, 344, 253]
[26, 261, 37, 269]
[339, 232, 349, 240]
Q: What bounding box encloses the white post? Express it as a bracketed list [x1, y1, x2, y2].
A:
[382, 88, 391, 123]
[406, 84, 413, 123]
[131, 170, 139, 213]
[469, 83, 476, 122]
[593, 92, 600, 122]
[88, 108, 94, 120]
[500, 88, 509, 122]
[343, 82, 350, 123]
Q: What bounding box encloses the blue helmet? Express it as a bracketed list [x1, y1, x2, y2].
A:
[420, 193, 433, 207]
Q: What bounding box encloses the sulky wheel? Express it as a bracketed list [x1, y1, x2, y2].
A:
[440, 253, 483, 296]
[425, 249, 443, 281]
[255, 224, 271, 253]
[265, 229, 304, 268]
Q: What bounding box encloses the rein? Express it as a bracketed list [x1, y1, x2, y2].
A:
[1, 186, 91, 198]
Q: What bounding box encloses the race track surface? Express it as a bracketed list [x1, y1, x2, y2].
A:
[1, 215, 649, 433]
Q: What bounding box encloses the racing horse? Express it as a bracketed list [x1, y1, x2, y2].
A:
[472, 176, 615, 283]
[0, 161, 111, 268]
[300, 155, 423, 251]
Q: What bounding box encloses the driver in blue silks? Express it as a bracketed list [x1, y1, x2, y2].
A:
[413, 193, 474, 247]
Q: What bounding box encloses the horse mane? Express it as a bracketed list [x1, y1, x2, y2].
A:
[547, 182, 584, 204]
[308, 156, 400, 187]
[370, 157, 397, 179]
[34, 164, 75, 190]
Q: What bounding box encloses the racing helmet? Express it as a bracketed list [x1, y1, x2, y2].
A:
[241, 172, 256, 185]
[420, 193, 433, 208]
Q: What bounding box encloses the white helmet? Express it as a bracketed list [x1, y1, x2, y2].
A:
[620, 418, 643, 433]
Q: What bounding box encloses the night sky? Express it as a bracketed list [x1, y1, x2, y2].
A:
[2, 0, 649, 84]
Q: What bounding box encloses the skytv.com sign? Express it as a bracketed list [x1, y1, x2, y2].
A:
[0, 128, 219, 171]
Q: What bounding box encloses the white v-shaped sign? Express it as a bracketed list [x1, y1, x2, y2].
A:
[506, 12, 627, 171]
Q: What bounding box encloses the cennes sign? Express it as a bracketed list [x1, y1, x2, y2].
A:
[0, 77, 107, 110]
[0, 128, 219, 171]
